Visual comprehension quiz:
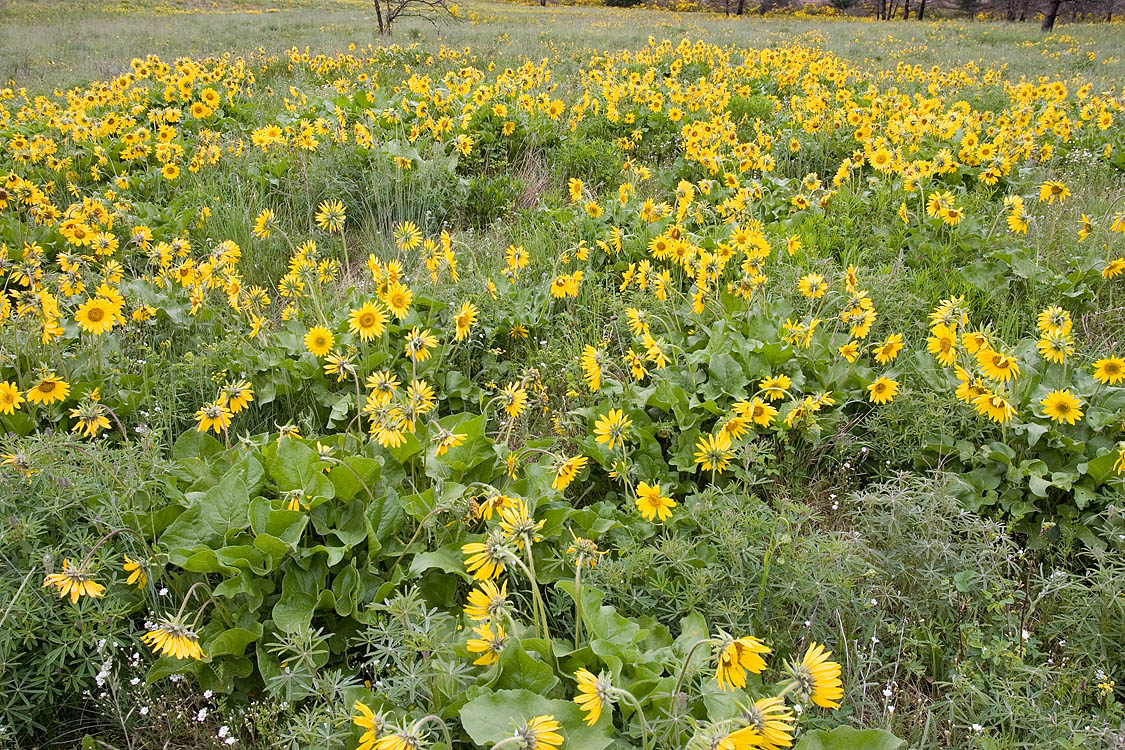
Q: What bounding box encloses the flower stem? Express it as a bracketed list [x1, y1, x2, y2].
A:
[672, 637, 714, 699]
[611, 687, 650, 750]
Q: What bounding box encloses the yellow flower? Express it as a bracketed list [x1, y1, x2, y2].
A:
[433, 427, 466, 456]
[454, 301, 478, 341]
[123, 555, 148, 588]
[403, 327, 438, 362]
[574, 669, 614, 726]
[741, 696, 796, 750]
[498, 499, 544, 550]
[1037, 331, 1074, 364]
[788, 642, 843, 709]
[466, 621, 507, 665]
[393, 220, 422, 251]
[1103, 258, 1125, 279]
[977, 348, 1020, 382]
[581, 345, 603, 392]
[221, 380, 254, 413]
[553, 455, 588, 491]
[759, 375, 790, 401]
[0, 381, 24, 415]
[1092, 357, 1125, 385]
[873, 333, 903, 364]
[500, 382, 529, 418]
[797, 272, 827, 299]
[142, 617, 205, 661]
[694, 431, 733, 473]
[635, 481, 676, 522]
[75, 297, 120, 335]
[1040, 389, 1083, 425]
[314, 199, 346, 232]
[464, 579, 509, 622]
[304, 325, 335, 357]
[972, 390, 1016, 424]
[462, 531, 509, 580]
[837, 340, 859, 363]
[1037, 179, 1070, 204]
[42, 559, 105, 603]
[507, 715, 563, 750]
[715, 634, 771, 690]
[349, 301, 389, 341]
[594, 408, 632, 451]
[27, 373, 70, 406]
[926, 324, 958, 367]
[353, 701, 387, 750]
[69, 401, 112, 438]
[195, 399, 233, 434]
[867, 376, 898, 404]
[383, 281, 413, 319]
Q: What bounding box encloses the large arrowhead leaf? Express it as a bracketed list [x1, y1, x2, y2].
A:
[459, 689, 612, 750]
[200, 471, 251, 541]
[794, 727, 905, 750]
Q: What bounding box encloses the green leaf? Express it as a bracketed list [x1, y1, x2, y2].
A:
[199, 470, 251, 541]
[207, 624, 263, 658]
[794, 726, 905, 750]
[460, 690, 612, 750]
[494, 638, 559, 693]
[272, 565, 320, 633]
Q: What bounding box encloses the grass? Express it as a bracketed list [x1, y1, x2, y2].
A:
[2, 0, 1124, 90]
[1, 1, 1124, 748]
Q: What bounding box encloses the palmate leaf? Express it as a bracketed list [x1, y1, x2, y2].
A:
[459, 689, 612, 750]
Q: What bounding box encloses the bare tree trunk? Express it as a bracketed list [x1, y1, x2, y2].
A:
[373, 0, 386, 33]
[1041, 0, 1061, 29]
[1018, 0, 1028, 20]
[903, 0, 910, 18]
[759, 0, 770, 15]
[1006, 0, 1016, 19]
[917, 0, 925, 18]
[736, 0, 746, 13]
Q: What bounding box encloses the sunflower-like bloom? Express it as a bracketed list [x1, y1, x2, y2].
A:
[593, 409, 632, 451]
[453, 301, 478, 341]
[866, 376, 898, 405]
[1092, 357, 1125, 385]
[972, 390, 1016, 424]
[466, 621, 507, 666]
[977, 348, 1020, 383]
[574, 668, 615, 726]
[740, 696, 796, 750]
[464, 579, 509, 622]
[304, 325, 335, 357]
[462, 530, 511, 580]
[715, 634, 771, 690]
[788, 642, 844, 709]
[552, 455, 588, 491]
[43, 559, 105, 603]
[635, 481, 676, 522]
[507, 715, 563, 750]
[349, 301, 389, 341]
[353, 701, 387, 750]
[195, 399, 232, 434]
[694, 431, 734, 473]
[123, 555, 148, 588]
[581, 346, 603, 392]
[1040, 389, 1083, 425]
[142, 616, 205, 661]
[498, 500, 544, 550]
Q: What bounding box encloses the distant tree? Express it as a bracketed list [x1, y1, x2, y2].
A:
[1042, 0, 1063, 28]
[372, 0, 457, 34]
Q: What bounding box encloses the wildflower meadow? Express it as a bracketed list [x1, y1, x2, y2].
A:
[1, 0, 1124, 748]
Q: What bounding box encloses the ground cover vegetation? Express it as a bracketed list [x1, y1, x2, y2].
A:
[0, 1, 1123, 748]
